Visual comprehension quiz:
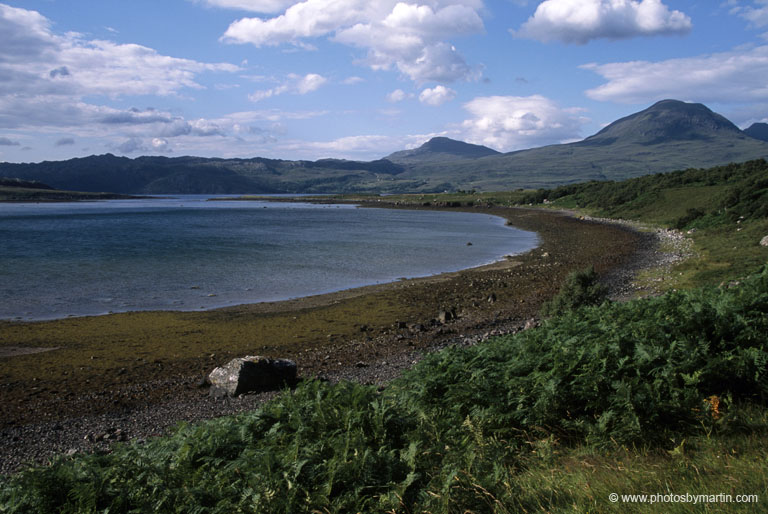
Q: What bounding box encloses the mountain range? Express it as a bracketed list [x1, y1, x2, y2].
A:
[2, 100, 768, 194]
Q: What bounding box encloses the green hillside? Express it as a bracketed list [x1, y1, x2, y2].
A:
[519, 159, 768, 286]
[355, 158, 768, 289]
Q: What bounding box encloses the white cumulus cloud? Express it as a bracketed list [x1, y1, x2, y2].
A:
[459, 95, 588, 151]
[419, 85, 456, 106]
[514, 0, 691, 44]
[221, 0, 485, 83]
[0, 2, 240, 141]
[583, 45, 768, 104]
[0, 4, 238, 101]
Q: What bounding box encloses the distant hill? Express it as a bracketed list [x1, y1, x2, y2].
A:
[580, 99, 743, 145]
[385, 137, 499, 164]
[576, 100, 743, 146]
[744, 122, 768, 142]
[0, 155, 412, 195]
[391, 100, 768, 190]
[0, 177, 53, 190]
[2, 100, 767, 193]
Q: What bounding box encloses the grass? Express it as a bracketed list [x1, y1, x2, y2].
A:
[2, 160, 768, 512]
[2, 264, 767, 512]
[508, 425, 768, 513]
[369, 159, 768, 290]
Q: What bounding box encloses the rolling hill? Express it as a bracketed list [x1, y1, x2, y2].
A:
[2, 100, 768, 193]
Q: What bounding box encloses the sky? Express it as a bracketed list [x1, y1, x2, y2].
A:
[1, 0, 768, 163]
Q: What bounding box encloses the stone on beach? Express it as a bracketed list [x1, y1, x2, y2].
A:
[208, 356, 297, 397]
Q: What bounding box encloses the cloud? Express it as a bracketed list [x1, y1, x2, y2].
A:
[151, 138, 171, 151]
[514, 0, 691, 44]
[249, 72, 327, 101]
[221, 0, 485, 83]
[49, 66, 70, 78]
[116, 137, 146, 154]
[583, 45, 768, 104]
[193, 0, 296, 13]
[730, 1, 768, 27]
[342, 76, 364, 85]
[459, 95, 588, 151]
[279, 132, 436, 159]
[55, 137, 75, 146]
[217, 109, 328, 124]
[386, 88, 409, 102]
[0, 4, 239, 116]
[419, 85, 456, 106]
[0, 3, 55, 65]
[100, 107, 174, 125]
[0, 136, 20, 146]
[0, 4, 245, 157]
[296, 73, 327, 93]
[0, 4, 238, 99]
[0, 5, 291, 156]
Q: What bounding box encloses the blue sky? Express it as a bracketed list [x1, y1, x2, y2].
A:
[1, 0, 767, 163]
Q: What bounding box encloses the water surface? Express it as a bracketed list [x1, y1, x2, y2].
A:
[0, 196, 538, 320]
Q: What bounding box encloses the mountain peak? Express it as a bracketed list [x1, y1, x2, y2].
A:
[386, 137, 499, 164]
[581, 99, 743, 147]
[745, 122, 768, 142]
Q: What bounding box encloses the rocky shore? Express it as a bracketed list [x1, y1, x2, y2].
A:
[0, 206, 691, 475]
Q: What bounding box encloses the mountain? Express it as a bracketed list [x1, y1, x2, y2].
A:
[0, 154, 412, 195]
[580, 99, 743, 146]
[390, 100, 768, 190]
[2, 100, 768, 193]
[385, 137, 499, 164]
[744, 122, 768, 142]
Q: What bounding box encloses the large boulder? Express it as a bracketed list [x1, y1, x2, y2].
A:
[208, 356, 297, 397]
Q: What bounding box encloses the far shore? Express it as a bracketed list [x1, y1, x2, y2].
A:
[0, 185, 148, 203]
[0, 203, 662, 474]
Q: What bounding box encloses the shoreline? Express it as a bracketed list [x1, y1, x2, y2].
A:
[0, 205, 674, 474]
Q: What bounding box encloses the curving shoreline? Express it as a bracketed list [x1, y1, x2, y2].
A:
[0, 205, 681, 474]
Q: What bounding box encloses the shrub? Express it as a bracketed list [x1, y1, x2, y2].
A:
[3, 266, 768, 512]
[541, 266, 609, 316]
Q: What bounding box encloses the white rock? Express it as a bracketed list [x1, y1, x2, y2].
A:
[208, 355, 297, 397]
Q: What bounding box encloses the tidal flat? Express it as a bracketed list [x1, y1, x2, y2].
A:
[0, 205, 647, 473]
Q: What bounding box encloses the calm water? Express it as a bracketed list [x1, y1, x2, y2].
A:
[0, 196, 538, 320]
